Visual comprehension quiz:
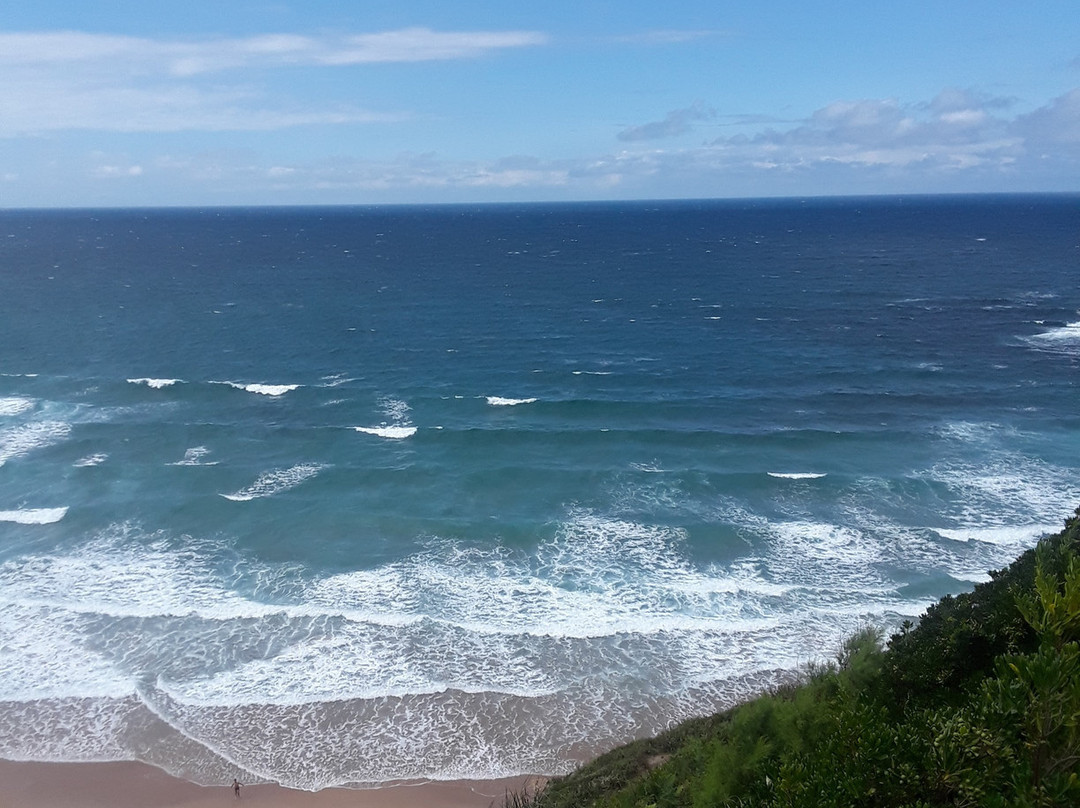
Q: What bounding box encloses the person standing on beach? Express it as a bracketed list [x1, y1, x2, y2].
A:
[233, 778, 242, 798]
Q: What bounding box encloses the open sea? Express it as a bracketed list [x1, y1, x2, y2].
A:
[0, 195, 1078, 790]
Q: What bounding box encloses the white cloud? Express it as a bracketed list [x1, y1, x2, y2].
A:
[0, 76, 400, 135]
[618, 102, 715, 142]
[0, 28, 545, 135]
[1013, 88, 1080, 146]
[132, 86, 1080, 201]
[0, 28, 547, 75]
[705, 88, 1023, 171]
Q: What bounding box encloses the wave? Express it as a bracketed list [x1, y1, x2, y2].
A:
[487, 396, 537, 406]
[1021, 320, 1080, 355]
[215, 382, 301, 397]
[220, 464, 325, 501]
[0, 506, 68, 524]
[767, 472, 828, 480]
[353, 425, 417, 439]
[0, 500, 1040, 787]
[354, 396, 416, 439]
[127, 378, 182, 389]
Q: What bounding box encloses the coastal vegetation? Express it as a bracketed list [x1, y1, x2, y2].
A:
[507, 509, 1080, 807]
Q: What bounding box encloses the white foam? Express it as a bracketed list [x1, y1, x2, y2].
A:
[127, 378, 181, 389]
[0, 507, 68, 524]
[0, 527, 279, 623]
[0, 510, 921, 785]
[767, 472, 827, 480]
[74, 453, 108, 467]
[934, 524, 1057, 546]
[169, 446, 217, 466]
[355, 397, 416, 438]
[0, 397, 35, 417]
[0, 421, 71, 466]
[354, 425, 417, 439]
[221, 463, 325, 501]
[0, 606, 135, 700]
[217, 382, 300, 396]
[377, 396, 411, 422]
[487, 396, 537, 406]
[1022, 321, 1080, 355]
[926, 440, 1080, 532]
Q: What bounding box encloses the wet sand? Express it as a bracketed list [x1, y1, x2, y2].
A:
[0, 760, 544, 808]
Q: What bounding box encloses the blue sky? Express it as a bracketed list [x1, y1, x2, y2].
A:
[2, 1, 1079, 206]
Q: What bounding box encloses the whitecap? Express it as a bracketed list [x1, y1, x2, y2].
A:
[354, 397, 416, 439]
[487, 396, 537, 406]
[169, 446, 218, 466]
[217, 382, 300, 396]
[353, 425, 417, 439]
[767, 472, 827, 480]
[0, 507, 68, 524]
[126, 378, 181, 389]
[74, 454, 108, 467]
[1021, 321, 1080, 355]
[221, 463, 325, 501]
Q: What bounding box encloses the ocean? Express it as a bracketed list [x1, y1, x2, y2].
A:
[0, 195, 1077, 790]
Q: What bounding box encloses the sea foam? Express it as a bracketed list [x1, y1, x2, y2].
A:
[0, 507, 68, 524]
[217, 382, 301, 396]
[354, 425, 417, 439]
[487, 396, 537, 406]
[1022, 321, 1080, 355]
[127, 378, 182, 389]
[221, 463, 325, 501]
[354, 397, 416, 438]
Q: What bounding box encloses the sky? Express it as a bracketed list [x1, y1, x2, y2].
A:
[2, 1, 1079, 207]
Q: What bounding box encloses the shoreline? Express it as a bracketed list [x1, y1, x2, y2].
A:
[0, 759, 543, 808]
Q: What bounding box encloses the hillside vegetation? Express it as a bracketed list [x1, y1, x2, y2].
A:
[510, 509, 1080, 808]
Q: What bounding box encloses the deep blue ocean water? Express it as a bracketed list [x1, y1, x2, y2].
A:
[0, 195, 1078, 789]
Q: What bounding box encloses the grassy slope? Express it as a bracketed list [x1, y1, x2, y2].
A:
[518, 508, 1080, 808]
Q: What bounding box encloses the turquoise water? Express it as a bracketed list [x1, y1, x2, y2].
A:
[0, 196, 1078, 788]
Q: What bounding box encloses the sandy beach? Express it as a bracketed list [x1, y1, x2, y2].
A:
[0, 760, 542, 808]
